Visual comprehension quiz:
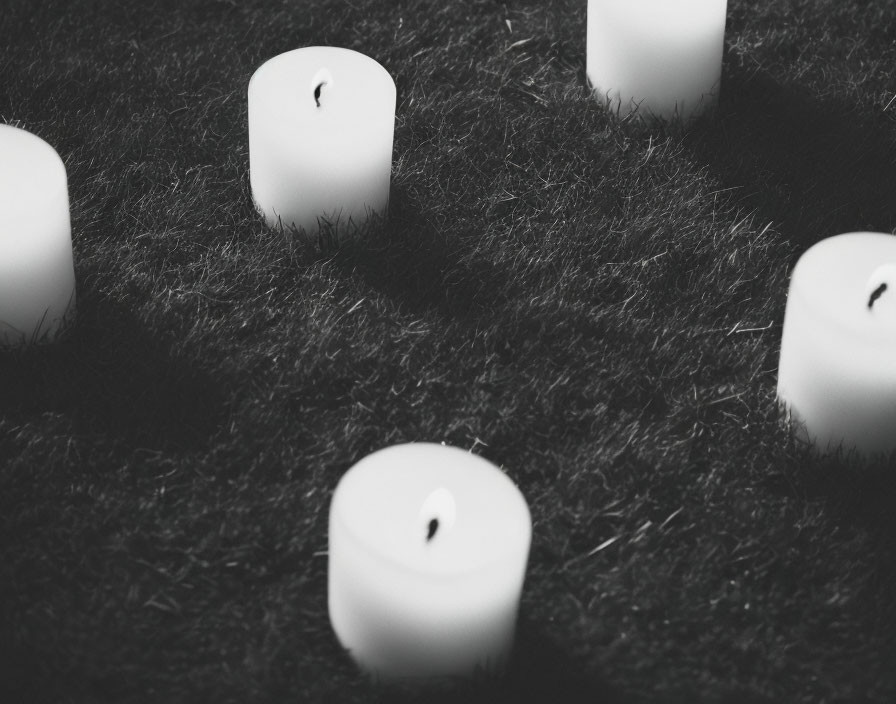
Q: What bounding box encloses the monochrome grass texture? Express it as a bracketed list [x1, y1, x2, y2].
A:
[2, 0, 896, 701]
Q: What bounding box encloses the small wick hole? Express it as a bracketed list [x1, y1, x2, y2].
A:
[868, 282, 887, 309]
[426, 518, 439, 542]
[314, 82, 326, 108]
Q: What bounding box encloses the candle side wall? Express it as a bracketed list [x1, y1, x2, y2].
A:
[0, 127, 76, 347]
[586, 0, 727, 121]
[778, 291, 896, 455]
[328, 512, 527, 679]
[777, 233, 896, 455]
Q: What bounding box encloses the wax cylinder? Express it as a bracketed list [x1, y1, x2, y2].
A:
[328, 443, 532, 680]
[586, 0, 727, 122]
[248, 47, 396, 239]
[0, 124, 76, 347]
[777, 232, 896, 455]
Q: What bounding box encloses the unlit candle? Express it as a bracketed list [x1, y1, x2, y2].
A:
[248, 46, 396, 240]
[777, 232, 896, 455]
[328, 443, 532, 680]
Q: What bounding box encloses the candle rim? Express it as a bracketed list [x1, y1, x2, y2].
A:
[247, 45, 397, 168]
[248, 45, 395, 115]
[787, 231, 896, 342]
[330, 442, 532, 579]
[250, 44, 394, 75]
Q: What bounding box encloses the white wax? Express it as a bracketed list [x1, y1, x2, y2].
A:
[586, 0, 727, 122]
[777, 232, 896, 455]
[0, 124, 76, 347]
[328, 443, 532, 680]
[248, 47, 396, 239]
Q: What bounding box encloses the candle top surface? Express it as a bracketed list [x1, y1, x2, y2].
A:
[248, 46, 395, 144]
[790, 232, 896, 340]
[0, 124, 67, 229]
[332, 443, 531, 577]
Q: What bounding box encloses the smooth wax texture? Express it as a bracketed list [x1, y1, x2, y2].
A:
[587, 0, 727, 121]
[328, 443, 532, 680]
[0, 124, 75, 346]
[777, 232, 896, 455]
[248, 47, 396, 238]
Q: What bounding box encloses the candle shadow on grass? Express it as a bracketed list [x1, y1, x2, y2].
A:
[0, 290, 226, 454]
[317, 186, 672, 461]
[358, 619, 621, 704]
[683, 62, 896, 250]
[763, 441, 896, 561]
[504, 619, 622, 704]
[325, 185, 517, 324]
[758, 448, 896, 687]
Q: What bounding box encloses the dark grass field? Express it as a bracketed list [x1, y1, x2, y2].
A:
[2, 0, 896, 701]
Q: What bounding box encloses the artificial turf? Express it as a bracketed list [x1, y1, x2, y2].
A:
[2, 0, 896, 701]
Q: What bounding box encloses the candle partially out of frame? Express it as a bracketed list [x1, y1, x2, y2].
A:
[0, 124, 76, 347]
[587, 0, 728, 122]
[248, 46, 396, 241]
[328, 443, 532, 680]
[777, 232, 896, 456]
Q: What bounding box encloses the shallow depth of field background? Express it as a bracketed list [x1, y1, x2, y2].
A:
[2, 0, 896, 702]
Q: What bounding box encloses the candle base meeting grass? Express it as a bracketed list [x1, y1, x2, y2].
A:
[2, 0, 896, 702]
[586, 0, 727, 123]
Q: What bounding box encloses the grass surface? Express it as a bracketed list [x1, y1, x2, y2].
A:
[2, 0, 896, 701]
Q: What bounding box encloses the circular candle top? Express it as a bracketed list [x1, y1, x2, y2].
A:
[788, 232, 896, 342]
[248, 46, 395, 155]
[0, 124, 68, 230]
[332, 443, 531, 577]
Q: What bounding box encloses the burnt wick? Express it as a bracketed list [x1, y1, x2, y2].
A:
[314, 81, 326, 107]
[868, 282, 887, 309]
[426, 518, 439, 542]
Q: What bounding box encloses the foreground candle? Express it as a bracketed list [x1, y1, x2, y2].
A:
[328, 443, 532, 680]
[587, 0, 727, 122]
[0, 124, 76, 347]
[248, 46, 396, 240]
[777, 232, 896, 455]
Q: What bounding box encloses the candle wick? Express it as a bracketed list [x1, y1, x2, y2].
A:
[314, 81, 327, 108]
[426, 518, 439, 542]
[868, 282, 888, 309]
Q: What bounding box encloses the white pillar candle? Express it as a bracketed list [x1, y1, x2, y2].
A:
[586, 0, 727, 122]
[248, 47, 396, 239]
[0, 124, 76, 347]
[328, 443, 532, 680]
[777, 232, 896, 455]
